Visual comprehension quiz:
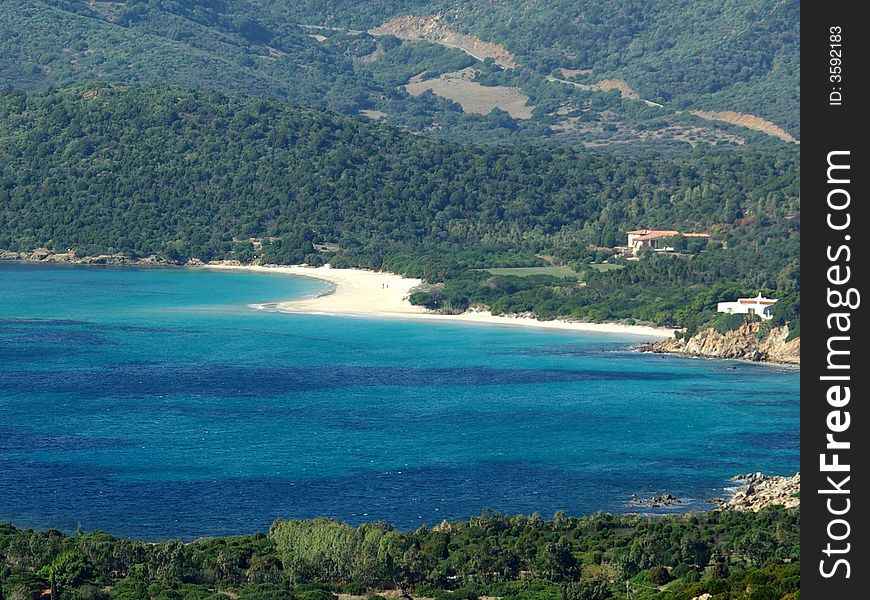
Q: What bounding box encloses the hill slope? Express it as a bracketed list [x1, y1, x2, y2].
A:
[0, 86, 800, 328]
[0, 86, 799, 259]
[1, 0, 799, 146]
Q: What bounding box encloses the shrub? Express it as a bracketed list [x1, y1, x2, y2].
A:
[297, 590, 338, 600]
[563, 579, 612, 600]
[239, 584, 296, 600]
[711, 312, 747, 334]
[648, 566, 672, 586]
[452, 587, 480, 600]
[343, 583, 366, 596]
[710, 563, 730, 580]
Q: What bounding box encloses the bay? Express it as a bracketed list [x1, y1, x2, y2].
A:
[0, 263, 799, 539]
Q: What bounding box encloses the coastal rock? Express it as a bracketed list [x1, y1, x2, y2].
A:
[638, 322, 799, 365]
[207, 259, 243, 266]
[136, 254, 175, 266]
[0, 249, 25, 261]
[1, 248, 76, 262]
[716, 472, 800, 512]
[30, 247, 53, 260]
[433, 519, 454, 533]
[44, 251, 76, 262]
[79, 254, 136, 265]
[630, 492, 682, 508]
[0, 248, 177, 266]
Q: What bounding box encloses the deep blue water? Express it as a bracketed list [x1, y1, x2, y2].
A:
[0, 263, 799, 539]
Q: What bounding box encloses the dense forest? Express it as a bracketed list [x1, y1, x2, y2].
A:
[0, 1, 798, 146]
[0, 508, 800, 600]
[0, 86, 800, 330]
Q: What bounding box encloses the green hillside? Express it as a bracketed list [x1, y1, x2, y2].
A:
[431, 0, 800, 135]
[1, 0, 799, 146]
[0, 86, 799, 328]
[284, 0, 800, 135]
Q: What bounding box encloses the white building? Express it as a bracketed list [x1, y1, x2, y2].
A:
[625, 229, 711, 256]
[626, 229, 679, 254]
[717, 293, 778, 321]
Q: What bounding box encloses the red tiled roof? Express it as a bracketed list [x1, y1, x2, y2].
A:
[627, 229, 678, 236]
[627, 229, 710, 238]
[630, 230, 678, 240]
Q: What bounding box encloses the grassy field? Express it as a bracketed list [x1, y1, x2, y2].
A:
[587, 263, 625, 272]
[480, 266, 583, 278]
[480, 264, 624, 278]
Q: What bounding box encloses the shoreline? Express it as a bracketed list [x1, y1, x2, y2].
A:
[628, 471, 800, 514]
[201, 263, 674, 338]
[634, 345, 801, 369]
[3, 258, 799, 354]
[4, 471, 799, 542]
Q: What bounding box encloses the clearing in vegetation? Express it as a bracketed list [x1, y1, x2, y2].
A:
[479, 266, 585, 278]
[404, 68, 533, 119]
[558, 67, 592, 77]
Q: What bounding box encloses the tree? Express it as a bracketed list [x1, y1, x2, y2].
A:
[538, 540, 580, 582]
[38, 552, 90, 594]
[563, 579, 613, 600]
[648, 565, 672, 585]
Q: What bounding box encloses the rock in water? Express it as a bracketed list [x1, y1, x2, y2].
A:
[630, 492, 683, 508]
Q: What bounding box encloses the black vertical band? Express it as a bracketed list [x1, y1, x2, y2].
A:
[802, 3, 868, 595]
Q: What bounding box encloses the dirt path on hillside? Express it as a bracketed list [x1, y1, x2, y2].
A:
[545, 75, 663, 108]
[690, 110, 797, 143]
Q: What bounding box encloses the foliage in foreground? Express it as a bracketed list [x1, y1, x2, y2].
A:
[0, 508, 799, 600]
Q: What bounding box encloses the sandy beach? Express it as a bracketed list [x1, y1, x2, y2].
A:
[203, 263, 674, 338]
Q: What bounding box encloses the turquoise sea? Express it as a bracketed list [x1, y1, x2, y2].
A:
[0, 263, 799, 539]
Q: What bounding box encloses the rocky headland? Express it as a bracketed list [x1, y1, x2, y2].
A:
[0, 248, 253, 267]
[716, 472, 800, 512]
[628, 472, 800, 514]
[0, 248, 179, 266]
[638, 322, 800, 365]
